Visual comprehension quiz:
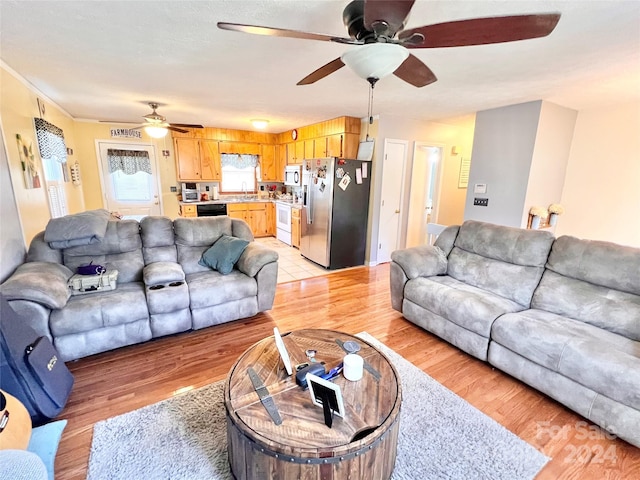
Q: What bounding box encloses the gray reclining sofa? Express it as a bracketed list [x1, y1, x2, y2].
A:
[0, 213, 278, 362]
[390, 220, 640, 447]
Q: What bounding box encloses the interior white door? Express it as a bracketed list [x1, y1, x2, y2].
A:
[406, 143, 443, 247]
[96, 141, 161, 220]
[377, 139, 408, 263]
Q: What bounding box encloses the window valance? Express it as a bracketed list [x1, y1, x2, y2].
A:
[34, 118, 67, 163]
[221, 153, 258, 169]
[107, 149, 151, 175]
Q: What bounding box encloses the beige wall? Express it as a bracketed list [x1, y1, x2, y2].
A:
[557, 102, 640, 247]
[366, 113, 476, 264]
[74, 123, 180, 219]
[1, 67, 85, 244]
[523, 101, 577, 228]
[1, 66, 182, 245]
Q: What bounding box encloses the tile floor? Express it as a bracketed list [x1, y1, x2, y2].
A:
[256, 237, 334, 283]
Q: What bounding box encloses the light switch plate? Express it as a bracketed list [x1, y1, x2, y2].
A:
[474, 183, 487, 194]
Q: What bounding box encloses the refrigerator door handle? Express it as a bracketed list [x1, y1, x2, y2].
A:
[307, 185, 313, 224]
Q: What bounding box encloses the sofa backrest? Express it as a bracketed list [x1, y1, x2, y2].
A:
[140, 216, 177, 264]
[174, 217, 253, 275]
[532, 236, 640, 340]
[447, 221, 555, 307]
[60, 220, 144, 283]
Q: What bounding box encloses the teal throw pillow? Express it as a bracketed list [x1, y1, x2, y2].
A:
[199, 235, 250, 275]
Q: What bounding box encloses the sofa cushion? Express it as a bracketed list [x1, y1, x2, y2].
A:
[199, 235, 249, 275]
[447, 221, 554, 307]
[404, 275, 523, 338]
[0, 262, 72, 309]
[186, 270, 257, 309]
[49, 282, 148, 336]
[140, 216, 177, 264]
[546, 236, 640, 296]
[491, 310, 640, 410]
[532, 270, 640, 341]
[61, 220, 144, 283]
[174, 217, 233, 247]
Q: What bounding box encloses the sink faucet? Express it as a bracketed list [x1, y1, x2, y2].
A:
[241, 181, 248, 198]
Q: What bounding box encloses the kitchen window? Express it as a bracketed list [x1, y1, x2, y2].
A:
[220, 153, 258, 193]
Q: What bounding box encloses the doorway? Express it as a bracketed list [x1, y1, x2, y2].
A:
[406, 143, 444, 248]
[377, 139, 408, 263]
[96, 141, 162, 220]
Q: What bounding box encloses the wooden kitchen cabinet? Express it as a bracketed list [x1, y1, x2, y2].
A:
[267, 202, 275, 235]
[179, 204, 197, 218]
[226, 202, 270, 237]
[259, 144, 278, 182]
[218, 142, 260, 155]
[175, 138, 221, 181]
[286, 142, 304, 165]
[291, 207, 301, 248]
[304, 140, 315, 159]
[315, 137, 328, 158]
[326, 133, 359, 158]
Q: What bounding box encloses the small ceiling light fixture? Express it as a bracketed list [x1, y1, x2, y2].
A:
[144, 125, 169, 138]
[251, 119, 269, 129]
[341, 43, 409, 82]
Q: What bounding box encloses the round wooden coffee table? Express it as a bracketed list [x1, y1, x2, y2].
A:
[224, 329, 402, 480]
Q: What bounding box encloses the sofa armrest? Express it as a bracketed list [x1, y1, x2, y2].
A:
[390, 245, 448, 280]
[0, 262, 73, 309]
[143, 262, 185, 286]
[236, 243, 278, 277]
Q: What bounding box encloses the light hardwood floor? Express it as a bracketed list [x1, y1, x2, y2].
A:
[56, 264, 638, 479]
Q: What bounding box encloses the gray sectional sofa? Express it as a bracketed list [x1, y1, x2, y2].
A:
[0, 214, 278, 362]
[390, 220, 640, 447]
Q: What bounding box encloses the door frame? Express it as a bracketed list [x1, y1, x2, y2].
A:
[95, 139, 163, 216]
[406, 141, 445, 247]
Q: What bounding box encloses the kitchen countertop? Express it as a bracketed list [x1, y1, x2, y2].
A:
[180, 198, 302, 207]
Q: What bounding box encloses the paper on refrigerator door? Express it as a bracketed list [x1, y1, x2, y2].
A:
[355, 168, 362, 184]
[362, 163, 368, 178]
[338, 174, 351, 191]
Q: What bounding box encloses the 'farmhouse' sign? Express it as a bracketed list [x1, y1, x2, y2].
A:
[110, 128, 142, 139]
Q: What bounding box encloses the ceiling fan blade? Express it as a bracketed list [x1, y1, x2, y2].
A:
[393, 54, 437, 87]
[170, 123, 204, 128]
[167, 126, 189, 134]
[399, 13, 561, 48]
[297, 58, 346, 86]
[217, 22, 360, 45]
[364, 0, 415, 36]
[99, 120, 139, 124]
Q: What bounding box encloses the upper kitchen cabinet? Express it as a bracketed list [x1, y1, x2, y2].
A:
[175, 138, 221, 181]
[327, 133, 359, 159]
[218, 142, 260, 155]
[259, 144, 281, 182]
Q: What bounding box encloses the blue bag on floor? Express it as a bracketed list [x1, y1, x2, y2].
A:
[0, 294, 74, 426]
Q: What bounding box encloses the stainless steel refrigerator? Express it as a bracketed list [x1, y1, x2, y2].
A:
[301, 158, 371, 269]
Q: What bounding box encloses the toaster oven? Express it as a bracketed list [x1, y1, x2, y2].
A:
[181, 182, 199, 202]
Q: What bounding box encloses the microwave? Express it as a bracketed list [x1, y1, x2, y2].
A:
[181, 182, 199, 202]
[284, 165, 302, 186]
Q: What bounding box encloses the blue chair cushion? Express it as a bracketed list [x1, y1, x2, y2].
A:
[27, 420, 67, 480]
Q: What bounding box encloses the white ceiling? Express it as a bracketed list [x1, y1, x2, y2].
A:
[1, 1, 639, 133]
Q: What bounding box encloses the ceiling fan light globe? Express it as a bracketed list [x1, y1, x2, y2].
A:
[341, 43, 409, 81]
[144, 125, 169, 138]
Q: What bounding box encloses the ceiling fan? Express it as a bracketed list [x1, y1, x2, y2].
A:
[218, 0, 561, 88]
[102, 103, 204, 137]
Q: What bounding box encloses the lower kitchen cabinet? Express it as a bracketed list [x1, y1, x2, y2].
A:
[291, 207, 301, 248]
[227, 202, 270, 238]
[179, 204, 197, 218]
